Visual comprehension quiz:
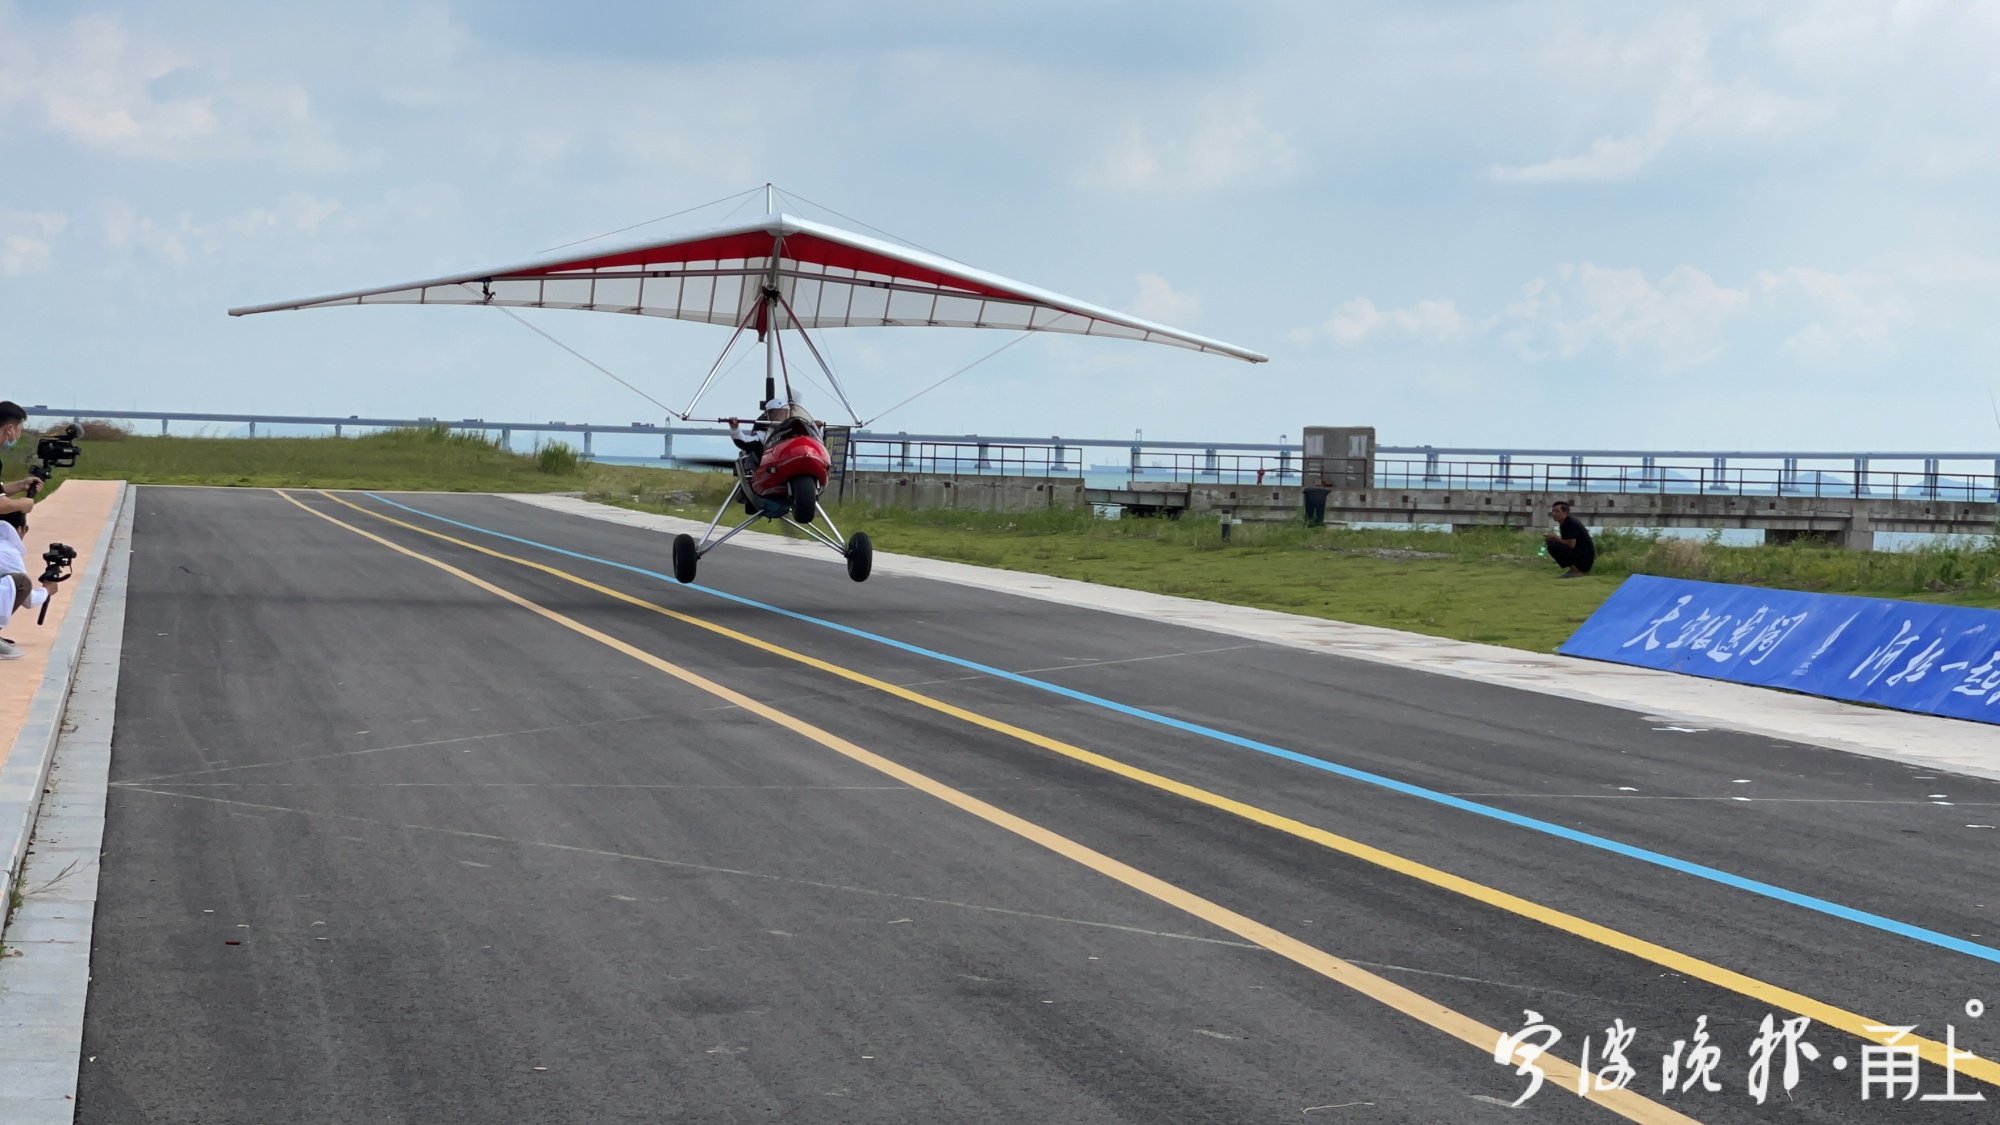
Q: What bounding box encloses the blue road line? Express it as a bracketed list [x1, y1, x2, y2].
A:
[363, 491, 2000, 967]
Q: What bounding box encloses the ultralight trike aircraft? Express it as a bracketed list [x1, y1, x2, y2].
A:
[230, 186, 1266, 584]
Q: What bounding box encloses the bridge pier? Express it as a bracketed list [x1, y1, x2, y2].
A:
[662, 432, 674, 461]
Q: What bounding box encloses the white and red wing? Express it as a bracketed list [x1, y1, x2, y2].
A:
[228, 213, 1266, 363]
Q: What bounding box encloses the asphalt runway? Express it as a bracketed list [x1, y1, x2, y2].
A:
[75, 487, 2000, 1123]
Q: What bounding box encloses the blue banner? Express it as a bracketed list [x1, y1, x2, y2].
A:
[1561, 575, 2000, 725]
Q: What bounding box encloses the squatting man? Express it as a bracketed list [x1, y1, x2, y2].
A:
[1544, 500, 1595, 579]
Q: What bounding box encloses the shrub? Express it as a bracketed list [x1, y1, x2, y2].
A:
[537, 440, 580, 475]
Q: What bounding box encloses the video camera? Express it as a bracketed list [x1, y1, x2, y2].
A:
[35, 542, 75, 626]
[26, 422, 82, 497]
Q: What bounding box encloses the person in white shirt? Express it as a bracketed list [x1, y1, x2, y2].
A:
[0, 511, 54, 660]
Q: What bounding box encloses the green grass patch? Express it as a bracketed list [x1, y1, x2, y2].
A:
[41, 420, 2000, 655]
[46, 424, 715, 497]
[596, 491, 2000, 653]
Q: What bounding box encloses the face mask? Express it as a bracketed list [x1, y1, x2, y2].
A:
[1, 438, 14, 450]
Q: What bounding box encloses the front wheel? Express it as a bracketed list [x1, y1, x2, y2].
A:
[845, 532, 873, 583]
[788, 475, 818, 524]
[671, 534, 699, 584]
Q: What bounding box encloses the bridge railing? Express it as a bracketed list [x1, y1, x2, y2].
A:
[31, 407, 2000, 502]
[844, 437, 1293, 483]
[845, 439, 2000, 502]
[1373, 457, 2000, 503]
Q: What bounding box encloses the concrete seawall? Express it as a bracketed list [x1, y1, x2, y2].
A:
[835, 471, 1999, 549]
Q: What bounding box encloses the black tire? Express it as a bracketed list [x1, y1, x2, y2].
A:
[845, 532, 873, 583]
[671, 534, 698, 584]
[789, 475, 818, 523]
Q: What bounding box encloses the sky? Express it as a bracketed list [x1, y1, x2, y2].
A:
[2, 0, 1999, 450]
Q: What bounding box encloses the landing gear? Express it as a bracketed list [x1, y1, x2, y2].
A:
[679, 478, 868, 585]
[671, 533, 699, 584]
[845, 532, 872, 583]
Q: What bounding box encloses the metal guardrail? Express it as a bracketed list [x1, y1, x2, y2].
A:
[33, 407, 2000, 502]
[1371, 458, 2000, 503]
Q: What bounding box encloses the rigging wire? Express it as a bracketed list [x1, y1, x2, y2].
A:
[677, 300, 765, 419]
[862, 332, 1035, 427]
[536, 185, 763, 255]
[772, 290, 861, 424]
[459, 283, 682, 418]
[773, 187, 950, 260]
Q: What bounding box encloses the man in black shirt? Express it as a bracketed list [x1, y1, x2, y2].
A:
[1544, 500, 1594, 578]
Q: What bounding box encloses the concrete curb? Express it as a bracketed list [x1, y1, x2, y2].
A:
[0, 482, 127, 923]
[0, 480, 132, 1123]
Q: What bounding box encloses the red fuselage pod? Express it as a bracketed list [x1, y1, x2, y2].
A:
[752, 433, 832, 498]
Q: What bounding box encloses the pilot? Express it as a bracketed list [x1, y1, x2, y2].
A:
[730, 397, 792, 475]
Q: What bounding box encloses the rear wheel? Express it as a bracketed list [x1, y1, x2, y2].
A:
[845, 532, 873, 583]
[788, 475, 818, 524]
[671, 534, 698, 584]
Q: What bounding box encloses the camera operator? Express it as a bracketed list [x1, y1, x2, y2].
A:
[0, 401, 35, 518]
[0, 510, 55, 660]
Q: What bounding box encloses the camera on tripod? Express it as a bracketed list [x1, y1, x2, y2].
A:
[27, 422, 82, 497]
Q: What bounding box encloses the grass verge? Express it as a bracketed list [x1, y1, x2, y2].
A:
[592, 492, 2000, 653]
[30, 424, 2000, 654]
[47, 425, 714, 498]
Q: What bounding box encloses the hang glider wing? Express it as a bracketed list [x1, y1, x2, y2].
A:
[228, 213, 1267, 363]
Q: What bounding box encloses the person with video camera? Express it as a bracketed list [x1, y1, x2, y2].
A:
[0, 510, 62, 660]
[0, 402, 36, 518]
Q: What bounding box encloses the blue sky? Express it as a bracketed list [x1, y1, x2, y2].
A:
[2, 0, 1997, 449]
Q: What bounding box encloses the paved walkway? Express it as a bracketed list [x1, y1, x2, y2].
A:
[507, 493, 2000, 781]
[0, 482, 124, 771]
[1, 480, 126, 909]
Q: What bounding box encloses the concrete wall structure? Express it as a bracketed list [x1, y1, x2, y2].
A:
[839, 471, 1086, 512]
[1149, 483, 1997, 550]
[847, 472, 1998, 550]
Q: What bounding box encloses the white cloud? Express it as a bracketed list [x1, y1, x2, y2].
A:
[1756, 265, 1915, 362]
[1320, 297, 1465, 345]
[0, 210, 67, 276]
[1488, 16, 1818, 183]
[100, 194, 344, 265]
[0, 12, 347, 167]
[1315, 250, 2000, 375]
[1127, 273, 1200, 326]
[1089, 101, 1295, 192]
[1501, 263, 1749, 365]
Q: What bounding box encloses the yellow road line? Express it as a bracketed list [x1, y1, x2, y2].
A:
[276, 489, 1692, 1122]
[308, 489, 1997, 1089]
